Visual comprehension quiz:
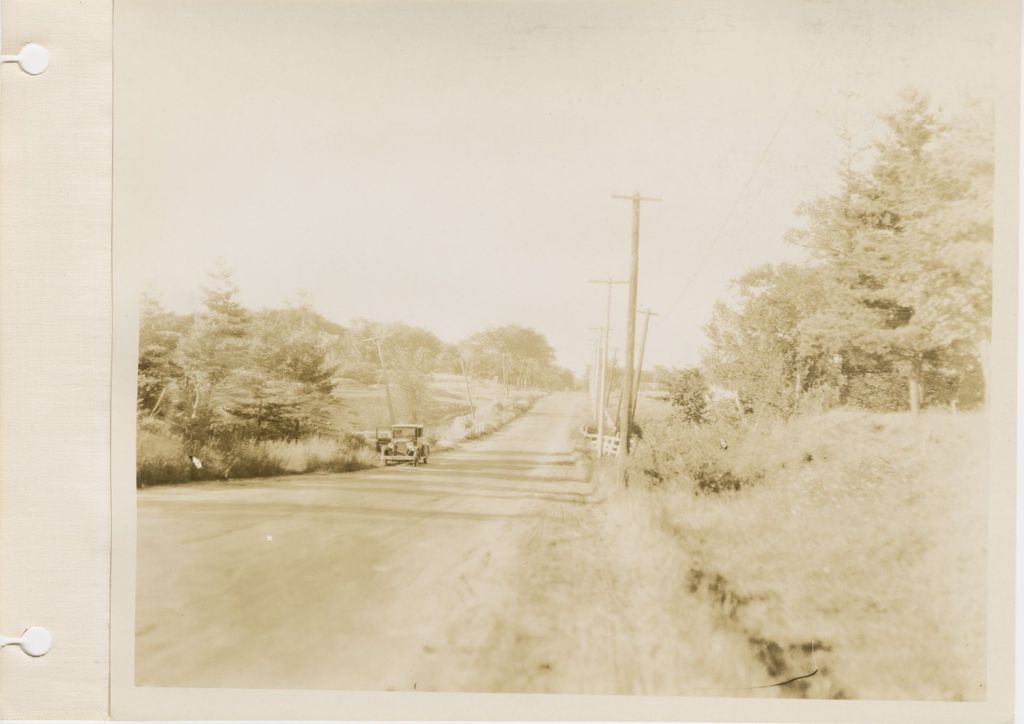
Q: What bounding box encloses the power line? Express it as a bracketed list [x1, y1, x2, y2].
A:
[664, 67, 811, 316]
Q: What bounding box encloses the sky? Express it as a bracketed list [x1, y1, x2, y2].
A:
[115, 0, 1001, 373]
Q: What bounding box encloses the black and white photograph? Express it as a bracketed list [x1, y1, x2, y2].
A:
[110, 0, 1015, 714]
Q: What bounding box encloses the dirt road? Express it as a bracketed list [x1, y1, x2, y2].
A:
[137, 391, 781, 694]
[136, 392, 590, 690]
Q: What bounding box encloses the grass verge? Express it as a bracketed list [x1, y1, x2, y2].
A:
[600, 408, 987, 700]
[137, 390, 545, 486]
[137, 421, 378, 487]
[433, 393, 544, 450]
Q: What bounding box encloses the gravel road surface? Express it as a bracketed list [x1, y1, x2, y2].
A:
[136, 392, 625, 691]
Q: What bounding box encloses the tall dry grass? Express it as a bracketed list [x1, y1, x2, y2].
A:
[137, 380, 543, 486]
[607, 408, 987, 700]
[136, 423, 377, 487]
[434, 394, 542, 450]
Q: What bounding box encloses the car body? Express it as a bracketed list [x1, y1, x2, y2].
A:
[376, 424, 430, 466]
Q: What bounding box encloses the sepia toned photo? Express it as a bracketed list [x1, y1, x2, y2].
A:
[109, 0, 1017, 718]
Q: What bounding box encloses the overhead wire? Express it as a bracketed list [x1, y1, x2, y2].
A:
[662, 65, 813, 317]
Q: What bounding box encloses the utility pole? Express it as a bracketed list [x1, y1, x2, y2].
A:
[501, 352, 510, 399]
[605, 347, 619, 414]
[458, 355, 476, 423]
[363, 335, 396, 425]
[589, 279, 627, 458]
[612, 192, 661, 464]
[631, 308, 658, 421]
[588, 327, 603, 426]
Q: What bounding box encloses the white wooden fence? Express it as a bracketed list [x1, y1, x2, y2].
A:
[583, 431, 621, 456]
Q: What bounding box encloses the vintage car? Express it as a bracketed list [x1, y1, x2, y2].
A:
[376, 423, 430, 466]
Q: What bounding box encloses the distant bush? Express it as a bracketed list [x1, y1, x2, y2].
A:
[662, 368, 710, 424]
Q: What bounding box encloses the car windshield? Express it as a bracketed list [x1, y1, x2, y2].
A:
[393, 427, 418, 439]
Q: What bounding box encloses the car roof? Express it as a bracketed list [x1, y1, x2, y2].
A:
[393, 423, 422, 428]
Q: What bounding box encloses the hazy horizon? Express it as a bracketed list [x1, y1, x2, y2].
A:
[118, 0, 999, 372]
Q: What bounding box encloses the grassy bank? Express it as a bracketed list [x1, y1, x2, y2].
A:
[599, 407, 987, 700]
[137, 381, 545, 487]
[433, 394, 542, 450]
[137, 422, 379, 487]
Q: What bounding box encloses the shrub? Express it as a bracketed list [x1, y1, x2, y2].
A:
[844, 371, 906, 411]
[663, 367, 710, 423]
[221, 442, 285, 478]
[705, 398, 744, 427]
[796, 383, 842, 416]
[626, 413, 761, 494]
[136, 424, 189, 485]
[263, 437, 341, 473]
[691, 461, 749, 494]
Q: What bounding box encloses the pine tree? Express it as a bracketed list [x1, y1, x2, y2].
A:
[788, 91, 992, 412]
[137, 295, 189, 417]
[174, 266, 252, 445]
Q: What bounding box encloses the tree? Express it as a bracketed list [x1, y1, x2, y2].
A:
[703, 264, 835, 418]
[255, 306, 337, 395]
[172, 267, 252, 445]
[787, 90, 993, 412]
[224, 304, 340, 440]
[461, 324, 557, 387]
[137, 295, 190, 417]
[662, 367, 710, 424]
[340, 320, 444, 421]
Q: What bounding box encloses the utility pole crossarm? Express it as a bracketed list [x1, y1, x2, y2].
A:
[611, 193, 663, 203]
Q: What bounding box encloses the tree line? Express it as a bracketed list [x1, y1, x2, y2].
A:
[667, 91, 991, 420]
[137, 270, 574, 453]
